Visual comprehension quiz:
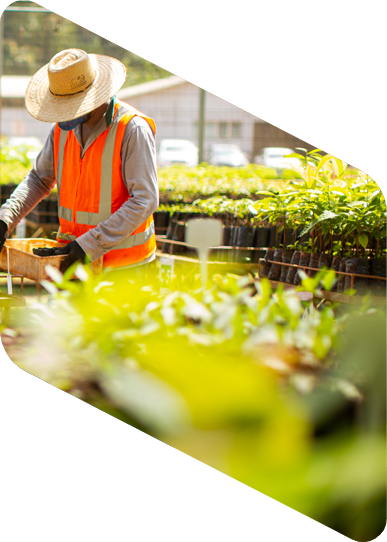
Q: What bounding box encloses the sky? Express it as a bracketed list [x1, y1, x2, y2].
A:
[211, 0, 387, 88]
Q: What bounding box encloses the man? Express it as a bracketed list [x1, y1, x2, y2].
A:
[0, 49, 158, 274]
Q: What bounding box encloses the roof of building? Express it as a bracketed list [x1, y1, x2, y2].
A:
[1, 76, 32, 98]
[321, 92, 387, 111]
[117, 71, 347, 114]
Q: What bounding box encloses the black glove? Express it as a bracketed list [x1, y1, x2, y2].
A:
[33, 247, 57, 257]
[33, 241, 87, 273]
[0, 220, 8, 253]
[54, 241, 87, 273]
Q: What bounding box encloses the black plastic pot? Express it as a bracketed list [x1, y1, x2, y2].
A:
[369, 258, 386, 296]
[330, 256, 342, 292]
[50, 199, 59, 223]
[154, 211, 169, 230]
[294, 251, 310, 286]
[336, 258, 348, 293]
[344, 258, 369, 295]
[268, 226, 277, 248]
[307, 252, 321, 277]
[267, 248, 283, 281]
[173, 221, 187, 255]
[177, 212, 189, 221]
[259, 248, 275, 279]
[228, 226, 238, 262]
[252, 227, 270, 263]
[222, 226, 231, 246]
[0, 183, 16, 204]
[279, 250, 294, 282]
[285, 250, 301, 284]
[282, 228, 295, 248]
[237, 226, 255, 263]
[318, 253, 333, 270]
[254, 227, 270, 248]
[162, 219, 176, 254]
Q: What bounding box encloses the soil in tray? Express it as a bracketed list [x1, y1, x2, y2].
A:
[293, 251, 310, 285]
[369, 258, 387, 296]
[285, 250, 301, 284]
[279, 250, 294, 282]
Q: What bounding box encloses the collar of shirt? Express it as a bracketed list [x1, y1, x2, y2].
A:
[74, 95, 117, 156]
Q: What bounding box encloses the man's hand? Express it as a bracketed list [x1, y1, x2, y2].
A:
[0, 221, 8, 253]
[54, 241, 87, 273]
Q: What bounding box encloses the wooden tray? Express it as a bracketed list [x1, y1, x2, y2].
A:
[0, 239, 103, 282]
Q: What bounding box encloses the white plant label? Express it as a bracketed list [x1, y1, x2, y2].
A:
[186, 219, 223, 287]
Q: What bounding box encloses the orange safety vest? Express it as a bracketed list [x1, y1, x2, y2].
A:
[53, 99, 157, 269]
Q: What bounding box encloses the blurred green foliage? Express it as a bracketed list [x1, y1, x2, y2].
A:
[4, 265, 385, 540]
[157, 163, 291, 204]
[253, 150, 386, 256]
[0, 143, 35, 185]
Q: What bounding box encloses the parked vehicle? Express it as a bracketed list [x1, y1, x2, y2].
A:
[209, 144, 249, 167]
[254, 147, 301, 170]
[158, 139, 198, 167]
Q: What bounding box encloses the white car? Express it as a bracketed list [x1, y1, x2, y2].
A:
[254, 147, 301, 170]
[209, 144, 249, 167]
[158, 139, 198, 167]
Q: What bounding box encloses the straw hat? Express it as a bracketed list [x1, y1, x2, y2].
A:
[25, 49, 127, 122]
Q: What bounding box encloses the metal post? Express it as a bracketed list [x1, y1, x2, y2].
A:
[198, 3, 209, 164]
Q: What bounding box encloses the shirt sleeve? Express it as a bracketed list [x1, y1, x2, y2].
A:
[76, 116, 159, 261]
[0, 124, 57, 234]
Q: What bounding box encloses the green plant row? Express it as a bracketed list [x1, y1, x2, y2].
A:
[158, 196, 258, 222]
[157, 163, 297, 203]
[252, 150, 386, 257]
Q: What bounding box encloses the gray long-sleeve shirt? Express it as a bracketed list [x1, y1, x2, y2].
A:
[0, 105, 159, 264]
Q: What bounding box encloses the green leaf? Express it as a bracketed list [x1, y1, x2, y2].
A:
[359, 233, 369, 249]
[322, 270, 336, 292]
[308, 149, 323, 155]
[284, 153, 306, 161]
[364, 145, 379, 158]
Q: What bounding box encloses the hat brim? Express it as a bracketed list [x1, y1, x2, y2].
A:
[25, 54, 127, 123]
